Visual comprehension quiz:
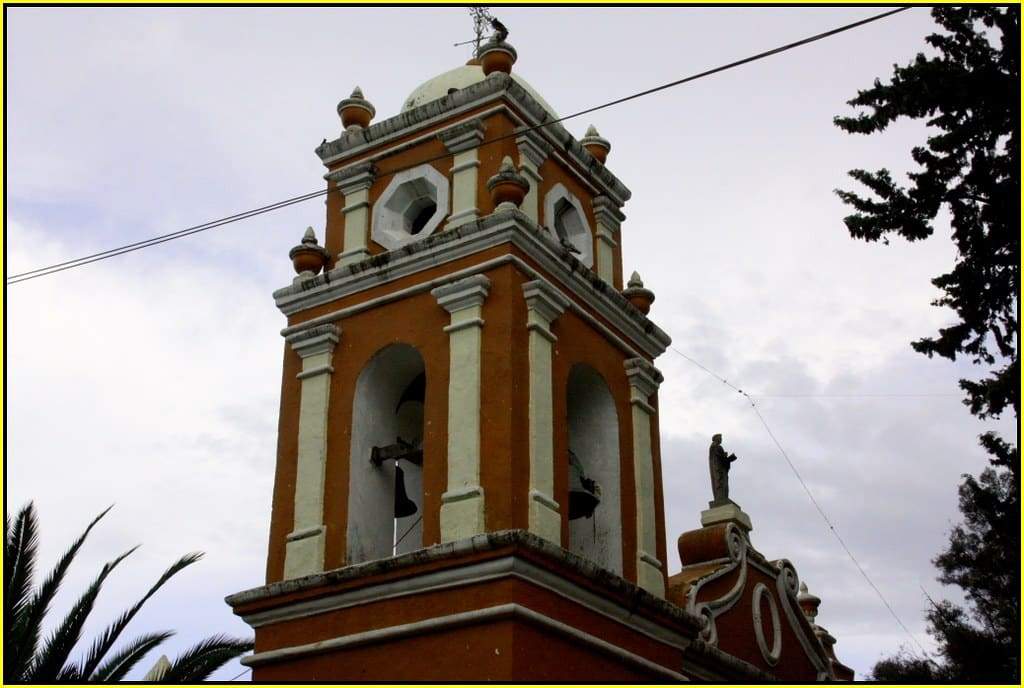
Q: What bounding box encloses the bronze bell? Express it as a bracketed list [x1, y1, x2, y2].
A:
[567, 450, 601, 520]
[394, 463, 418, 519]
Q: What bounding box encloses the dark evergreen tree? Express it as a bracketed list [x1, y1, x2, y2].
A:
[834, 6, 1019, 682]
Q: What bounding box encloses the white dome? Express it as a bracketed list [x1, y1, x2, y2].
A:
[401, 64, 559, 118]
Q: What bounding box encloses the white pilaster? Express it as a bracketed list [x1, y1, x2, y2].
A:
[516, 132, 550, 224]
[283, 324, 340, 579]
[522, 279, 570, 544]
[593, 196, 625, 285]
[439, 120, 486, 228]
[624, 357, 665, 598]
[328, 162, 376, 266]
[431, 275, 492, 541]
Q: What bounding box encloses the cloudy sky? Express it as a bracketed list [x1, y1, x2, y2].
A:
[7, 6, 1015, 681]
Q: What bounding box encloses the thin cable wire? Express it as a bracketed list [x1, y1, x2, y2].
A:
[228, 667, 249, 683]
[7, 6, 911, 285]
[394, 514, 423, 549]
[750, 393, 961, 398]
[669, 345, 932, 658]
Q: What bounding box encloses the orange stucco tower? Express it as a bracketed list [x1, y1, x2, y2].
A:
[227, 36, 852, 682]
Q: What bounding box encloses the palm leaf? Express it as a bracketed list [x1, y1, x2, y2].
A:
[26, 545, 137, 682]
[4, 503, 40, 680]
[91, 631, 174, 683]
[12, 504, 113, 681]
[159, 635, 255, 683]
[74, 552, 203, 680]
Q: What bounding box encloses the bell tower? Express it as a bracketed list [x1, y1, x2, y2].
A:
[226, 32, 851, 682]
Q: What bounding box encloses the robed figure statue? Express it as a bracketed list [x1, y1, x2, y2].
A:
[708, 433, 738, 505]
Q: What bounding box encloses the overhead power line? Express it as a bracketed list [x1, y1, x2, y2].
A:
[7, 6, 911, 285]
[669, 345, 933, 659]
[750, 393, 961, 399]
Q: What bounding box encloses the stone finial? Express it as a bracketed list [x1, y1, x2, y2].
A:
[337, 86, 376, 131]
[486, 155, 530, 210]
[289, 226, 331, 276]
[581, 124, 611, 164]
[478, 37, 517, 77]
[797, 581, 822, 623]
[622, 271, 655, 314]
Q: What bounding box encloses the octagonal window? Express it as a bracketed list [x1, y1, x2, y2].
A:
[372, 164, 450, 250]
[544, 183, 594, 268]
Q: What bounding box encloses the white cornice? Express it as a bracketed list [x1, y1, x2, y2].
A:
[274, 209, 671, 359]
[316, 74, 631, 205]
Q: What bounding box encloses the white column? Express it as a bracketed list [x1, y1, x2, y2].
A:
[283, 324, 340, 579]
[431, 274, 491, 541]
[516, 132, 549, 224]
[439, 120, 486, 228]
[328, 162, 376, 266]
[593, 195, 625, 285]
[624, 357, 665, 598]
[522, 279, 569, 544]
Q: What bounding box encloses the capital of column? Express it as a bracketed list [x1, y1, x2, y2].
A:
[522, 279, 569, 324]
[286, 324, 340, 358]
[439, 119, 486, 154]
[516, 130, 551, 169]
[432, 274, 492, 314]
[625, 357, 663, 404]
[593, 195, 626, 231]
[327, 161, 377, 196]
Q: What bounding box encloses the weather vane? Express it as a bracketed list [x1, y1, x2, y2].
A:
[453, 7, 508, 56]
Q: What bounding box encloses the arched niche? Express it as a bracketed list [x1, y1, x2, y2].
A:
[347, 344, 426, 564]
[566, 364, 622, 574]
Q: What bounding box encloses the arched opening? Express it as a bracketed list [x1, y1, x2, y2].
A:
[566, 364, 622, 574]
[347, 344, 426, 564]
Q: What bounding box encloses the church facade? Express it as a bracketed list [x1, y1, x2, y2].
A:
[226, 35, 853, 682]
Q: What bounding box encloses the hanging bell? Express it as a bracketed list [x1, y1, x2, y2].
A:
[567, 450, 601, 520]
[394, 463, 418, 519]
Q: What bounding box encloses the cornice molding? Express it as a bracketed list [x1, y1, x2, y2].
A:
[272, 209, 671, 358]
[315, 74, 630, 205]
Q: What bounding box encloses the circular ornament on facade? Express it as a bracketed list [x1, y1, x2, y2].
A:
[752, 582, 782, 665]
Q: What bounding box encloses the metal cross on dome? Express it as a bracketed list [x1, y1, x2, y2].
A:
[453, 8, 508, 56]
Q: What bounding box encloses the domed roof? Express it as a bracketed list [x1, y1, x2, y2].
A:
[401, 63, 560, 118]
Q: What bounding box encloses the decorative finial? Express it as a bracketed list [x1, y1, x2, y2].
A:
[581, 125, 611, 164]
[486, 155, 530, 210]
[289, 226, 331, 276]
[622, 270, 655, 314]
[337, 87, 376, 132]
[477, 19, 517, 77]
[797, 581, 822, 623]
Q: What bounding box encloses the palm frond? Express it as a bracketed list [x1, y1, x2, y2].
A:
[91, 631, 174, 683]
[159, 635, 255, 683]
[5, 503, 40, 681]
[75, 552, 203, 680]
[25, 545, 137, 682]
[12, 504, 113, 681]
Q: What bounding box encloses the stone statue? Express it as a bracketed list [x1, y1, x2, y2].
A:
[708, 433, 738, 505]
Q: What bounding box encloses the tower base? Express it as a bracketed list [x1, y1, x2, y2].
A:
[227, 531, 767, 682]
